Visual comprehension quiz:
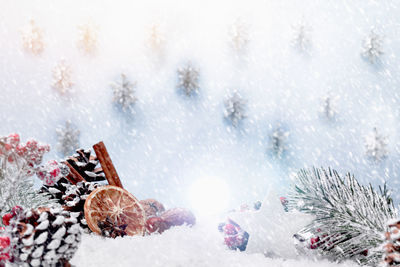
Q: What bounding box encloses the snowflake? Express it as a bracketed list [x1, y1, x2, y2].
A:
[229, 18, 249, 51]
[224, 91, 247, 127]
[269, 126, 290, 159]
[147, 23, 165, 53]
[365, 127, 388, 162]
[77, 20, 98, 54]
[111, 73, 137, 112]
[20, 19, 44, 55]
[362, 29, 384, 64]
[56, 120, 80, 157]
[177, 63, 199, 96]
[292, 20, 312, 52]
[52, 60, 73, 94]
[320, 93, 338, 120]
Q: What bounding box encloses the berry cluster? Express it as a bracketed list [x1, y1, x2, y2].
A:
[36, 160, 69, 186]
[0, 206, 23, 265]
[0, 133, 50, 176]
[218, 218, 249, 251]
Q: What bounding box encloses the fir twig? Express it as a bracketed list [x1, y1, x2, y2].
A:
[288, 167, 397, 266]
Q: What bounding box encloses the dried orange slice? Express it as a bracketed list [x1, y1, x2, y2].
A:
[84, 185, 146, 236]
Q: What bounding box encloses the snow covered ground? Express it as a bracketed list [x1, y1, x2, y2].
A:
[71, 224, 358, 267]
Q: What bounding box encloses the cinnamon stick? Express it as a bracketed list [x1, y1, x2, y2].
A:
[64, 161, 86, 184]
[93, 141, 123, 188]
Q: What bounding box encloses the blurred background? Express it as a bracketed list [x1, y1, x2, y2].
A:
[1, 0, 399, 214]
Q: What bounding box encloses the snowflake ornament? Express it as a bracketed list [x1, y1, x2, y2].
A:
[177, 63, 200, 96]
[224, 91, 247, 127]
[52, 60, 73, 95]
[269, 126, 290, 159]
[365, 127, 388, 162]
[362, 29, 384, 64]
[229, 18, 249, 52]
[320, 93, 338, 120]
[292, 20, 312, 52]
[147, 23, 165, 53]
[56, 120, 80, 157]
[20, 19, 44, 55]
[111, 73, 137, 112]
[77, 20, 98, 54]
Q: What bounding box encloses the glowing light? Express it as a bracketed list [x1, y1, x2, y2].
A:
[189, 176, 230, 217]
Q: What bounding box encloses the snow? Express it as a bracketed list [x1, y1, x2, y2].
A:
[71, 224, 357, 267]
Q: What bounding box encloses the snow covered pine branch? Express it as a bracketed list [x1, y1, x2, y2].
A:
[288, 167, 397, 266]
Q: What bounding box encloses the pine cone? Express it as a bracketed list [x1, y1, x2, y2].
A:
[62, 182, 101, 231]
[39, 178, 72, 205]
[9, 207, 81, 267]
[66, 149, 105, 182]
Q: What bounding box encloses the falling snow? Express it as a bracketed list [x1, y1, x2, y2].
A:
[1, 0, 400, 266]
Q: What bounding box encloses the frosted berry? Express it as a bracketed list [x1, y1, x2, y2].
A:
[224, 224, 237, 235]
[0, 252, 10, 261]
[7, 133, 20, 147]
[0, 237, 10, 249]
[2, 214, 12, 226]
[11, 206, 23, 217]
[25, 139, 38, 149]
[15, 144, 27, 156]
[310, 236, 320, 249]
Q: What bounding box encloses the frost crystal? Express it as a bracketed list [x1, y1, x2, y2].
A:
[229, 18, 249, 51]
[177, 63, 199, 96]
[362, 30, 384, 64]
[224, 91, 247, 127]
[111, 73, 137, 112]
[365, 127, 388, 162]
[269, 126, 289, 158]
[320, 93, 338, 120]
[52, 60, 73, 95]
[77, 20, 98, 54]
[21, 19, 44, 55]
[292, 20, 312, 52]
[56, 121, 80, 157]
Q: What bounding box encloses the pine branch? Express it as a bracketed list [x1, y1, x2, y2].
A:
[288, 167, 397, 266]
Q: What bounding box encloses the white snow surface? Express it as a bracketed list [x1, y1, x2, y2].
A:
[71, 224, 357, 267]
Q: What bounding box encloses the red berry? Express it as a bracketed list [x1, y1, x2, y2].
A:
[224, 224, 237, 235]
[0, 237, 10, 249]
[2, 214, 12, 226]
[0, 252, 10, 262]
[7, 133, 20, 147]
[11, 206, 23, 216]
[49, 168, 60, 178]
[15, 144, 26, 154]
[310, 236, 320, 249]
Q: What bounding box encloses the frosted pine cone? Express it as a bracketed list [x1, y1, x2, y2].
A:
[63, 182, 101, 231]
[9, 207, 81, 267]
[39, 177, 71, 205]
[66, 148, 105, 182]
